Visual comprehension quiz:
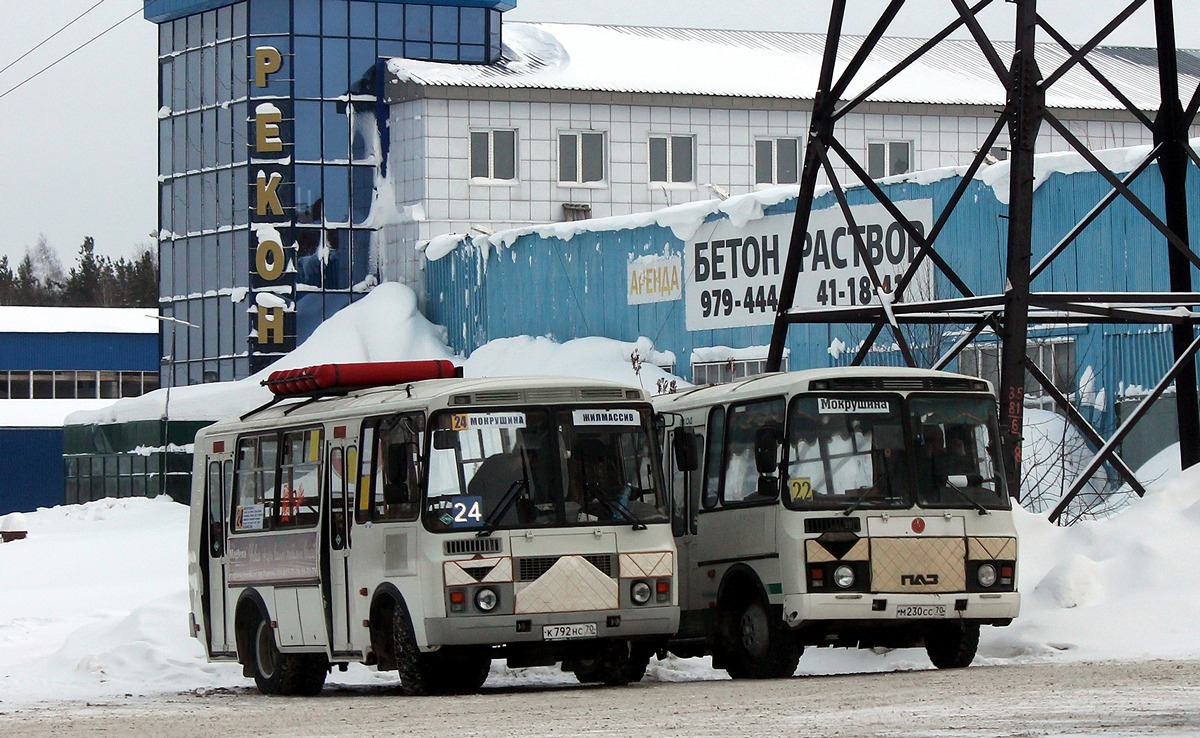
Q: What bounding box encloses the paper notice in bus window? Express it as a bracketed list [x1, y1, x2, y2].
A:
[572, 409, 640, 426]
[817, 398, 892, 414]
[236, 504, 265, 531]
[789, 478, 814, 500]
[451, 413, 527, 431]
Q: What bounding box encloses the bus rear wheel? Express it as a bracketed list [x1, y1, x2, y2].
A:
[723, 598, 800, 679]
[250, 617, 328, 696]
[924, 621, 980, 669]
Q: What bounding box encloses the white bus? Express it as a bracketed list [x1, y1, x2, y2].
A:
[655, 367, 1019, 677]
[188, 361, 677, 696]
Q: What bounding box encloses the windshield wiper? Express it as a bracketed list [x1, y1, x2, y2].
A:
[842, 487, 885, 516]
[591, 488, 647, 530]
[940, 479, 990, 515]
[475, 479, 528, 537]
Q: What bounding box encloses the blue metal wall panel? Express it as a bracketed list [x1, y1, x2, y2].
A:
[0, 334, 158, 372]
[424, 160, 1199, 433]
[0, 429, 64, 514]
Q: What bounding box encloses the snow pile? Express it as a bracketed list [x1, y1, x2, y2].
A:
[3, 452, 1199, 708]
[66, 283, 684, 430]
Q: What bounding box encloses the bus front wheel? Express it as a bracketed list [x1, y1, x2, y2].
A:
[924, 621, 980, 669]
[723, 598, 800, 679]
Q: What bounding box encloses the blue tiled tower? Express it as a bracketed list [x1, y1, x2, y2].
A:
[146, 0, 512, 383]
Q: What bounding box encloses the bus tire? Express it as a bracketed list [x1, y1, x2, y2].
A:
[627, 643, 656, 683]
[571, 640, 632, 686]
[924, 621, 980, 669]
[724, 598, 800, 679]
[427, 648, 491, 694]
[392, 606, 435, 696]
[250, 616, 327, 695]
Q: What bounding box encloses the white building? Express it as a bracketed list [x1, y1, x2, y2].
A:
[377, 22, 1200, 289]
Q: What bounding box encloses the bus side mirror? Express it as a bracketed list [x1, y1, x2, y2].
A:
[673, 430, 700, 472]
[754, 426, 781, 475]
[432, 429, 456, 450]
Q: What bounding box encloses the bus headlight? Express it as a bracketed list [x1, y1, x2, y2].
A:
[977, 563, 998, 588]
[475, 587, 499, 612]
[833, 565, 855, 589]
[630, 580, 652, 605]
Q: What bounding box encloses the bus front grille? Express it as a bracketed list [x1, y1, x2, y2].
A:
[517, 554, 615, 581]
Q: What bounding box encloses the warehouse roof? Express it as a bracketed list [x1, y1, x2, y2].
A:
[388, 22, 1200, 111]
[0, 307, 158, 335]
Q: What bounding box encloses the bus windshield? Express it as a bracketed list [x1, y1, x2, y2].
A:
[910, 395, 1009, 511]
[423, 406, 668, 532]
[783, 394, 1009, 512]
[785, 395, 909, 509]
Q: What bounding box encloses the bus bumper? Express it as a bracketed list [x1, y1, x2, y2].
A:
[424, 607, 679, 647]
[783, 591, 1020, 625]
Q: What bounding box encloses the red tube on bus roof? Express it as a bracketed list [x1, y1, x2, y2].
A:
[262, 360, 460, 396]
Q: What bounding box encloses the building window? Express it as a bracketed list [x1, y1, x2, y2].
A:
[692, 357, 785, 386]
[649, 134, 694, 184]
[558, 131, 605, 185]
[755, 138, 800, 185]
[867, 140, 912, 178]
[958, 339, 1076, 399]
[470, 129, 517, 181]
[0, 370, 159, 400]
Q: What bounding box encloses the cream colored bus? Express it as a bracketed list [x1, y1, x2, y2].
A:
[188, 361, 677, 695]
[655, 367, 1018, 677]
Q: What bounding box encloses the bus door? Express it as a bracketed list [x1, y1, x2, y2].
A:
[348, 414, 424, 645]
[691, 399, 784, 609]
[667, 423, 704, 618]
[203, 457, 233, 655]
[325, 440, 357, 654]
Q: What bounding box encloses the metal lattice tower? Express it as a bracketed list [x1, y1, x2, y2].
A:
[765, 0, 1200, 522]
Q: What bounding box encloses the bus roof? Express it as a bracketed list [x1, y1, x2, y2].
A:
[652, 367, 993, 412]
[199, 374, 649, 438]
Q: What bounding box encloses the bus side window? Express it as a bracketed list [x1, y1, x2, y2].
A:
[702, 407, 725, 509]
[207, 460, 224, 558]
[722, 399, 785, 505]
[278, 429, 322, 528]
[370, 413, 423, 522]
[232, 434, 274, 532]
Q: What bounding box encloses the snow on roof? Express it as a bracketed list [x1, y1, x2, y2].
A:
[388, 23, 1200, 111]
[64, 283, 681, 428]
[0, 399, 122, 428]
[0, 307, 158, 335]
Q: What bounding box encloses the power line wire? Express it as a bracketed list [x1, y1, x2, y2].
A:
[0, 0, 111, 78]
[0, 6, 142, 103]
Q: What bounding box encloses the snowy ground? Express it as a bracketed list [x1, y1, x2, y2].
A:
[2, 283, 1198, 712]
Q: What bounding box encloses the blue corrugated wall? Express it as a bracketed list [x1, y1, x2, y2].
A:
[425, 162, 1200, 434]
[0, 333, 157, 372]
[0, 429, 64, 514]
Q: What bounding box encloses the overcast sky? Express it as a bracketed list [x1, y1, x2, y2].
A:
[0, 0, 1189, 266]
